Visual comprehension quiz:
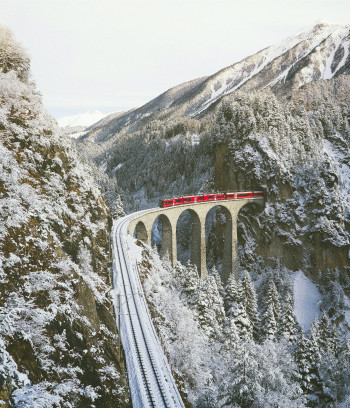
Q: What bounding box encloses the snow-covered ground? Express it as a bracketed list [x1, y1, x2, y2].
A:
[292, 271, 322, 332]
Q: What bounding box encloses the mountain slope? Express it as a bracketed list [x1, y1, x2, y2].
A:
[79, 22, 350, 146]
[0, 26, 129, 407]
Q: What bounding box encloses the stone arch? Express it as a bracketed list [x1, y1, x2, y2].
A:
[205, 204, 233, 282]
[134, 221, 149, 243]
[151, 214, 174, 261]
[176, 208, 206, 278]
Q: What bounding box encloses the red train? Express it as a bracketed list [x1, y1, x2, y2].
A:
[159, 191, 264, 208]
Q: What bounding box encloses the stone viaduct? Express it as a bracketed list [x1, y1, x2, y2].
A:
[128, 197, 264, 282]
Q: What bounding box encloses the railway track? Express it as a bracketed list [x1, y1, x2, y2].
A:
[112, 212, 185, 408]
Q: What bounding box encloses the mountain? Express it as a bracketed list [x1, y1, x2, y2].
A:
[57, 110, 121, 138]
[57, 110, 107, 128]
[79, 22, 350, 146]
[0, 26, 129, 406]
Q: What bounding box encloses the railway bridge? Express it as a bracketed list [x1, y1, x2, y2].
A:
[128, 195, 264, 282]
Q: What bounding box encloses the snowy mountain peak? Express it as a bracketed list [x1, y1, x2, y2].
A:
[57, 110, 108, 128]
[80, 22, 350, 142]
[190, 22, 350, 116]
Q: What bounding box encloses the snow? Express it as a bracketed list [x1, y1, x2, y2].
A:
[125, 235, 143, 262]
[57, 110, 108, 128]
[190, 23, 350, 117]
[292, 271, 322, 332]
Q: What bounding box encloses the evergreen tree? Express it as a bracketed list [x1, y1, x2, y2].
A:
[226, 276, 252, 340]
[295, 335, 323, 407]
[266, 280, 281, 322]
[318, 312, 336, 355]
[241, 270, 260, 340]
[262, 302, 277, 341]
[196, 276, 224, 339]
[224, 272, 240, 312]
[222, 317, 240, 352]
[181, 262, 199, 307]
[278, 294, 301, 344]
[309, 316, 320, 344]
[211, 265, 225, 299]
[261, 281, 281, 341]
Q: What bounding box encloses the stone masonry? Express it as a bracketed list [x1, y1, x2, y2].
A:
[128, 198, 263, 282]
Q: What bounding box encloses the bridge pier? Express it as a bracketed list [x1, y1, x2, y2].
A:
[135, 221, 150, 245]
[159, 214, 173, 261]
[190, 212, 207, 279]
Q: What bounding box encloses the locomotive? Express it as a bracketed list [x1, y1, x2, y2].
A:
[159, 191, 264, 208]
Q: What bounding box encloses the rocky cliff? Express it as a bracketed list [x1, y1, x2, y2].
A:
[0, 26, 129, 407]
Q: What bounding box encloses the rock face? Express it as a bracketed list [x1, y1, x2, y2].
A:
[0, 26, 130, 407]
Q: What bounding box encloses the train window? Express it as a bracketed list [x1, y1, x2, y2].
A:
[197, 195, 204, 201]
[208, 195, 215, 200]
[175, 198, 182, 203]
[216, 193, 225, 200]
[226, 193, 235, 199]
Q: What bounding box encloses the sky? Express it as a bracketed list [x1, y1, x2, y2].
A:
[1, 0, 350, 119]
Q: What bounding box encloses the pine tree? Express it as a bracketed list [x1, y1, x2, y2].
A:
[181, 262, 199, 307]
[222, 317, 239, 351]
[309, 316, 320, 344]
[262, 302, 277, 341]
[241, 270, 260, 340]
[278, 294, 301, 344]
[196, 275, 225, 339]
[261, 281, 281, 341]
[225, 275, 252, 340]
[266, 280, 281, 322]
[224, 272, 240, 312]
[211, 265, 225, 299]
[295, 335, 323, 407]
[318, 312, 336, 355]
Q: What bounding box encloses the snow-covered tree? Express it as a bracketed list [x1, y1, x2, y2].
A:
[181, 262, 199, 307]
[196, 275, 224, 339]
[224, 274, 252, 340]
[261, 281, 281, 341]
[241, 270, 260, 340]
[295, 334, 323, 406]
[278, 294, 301, 344]
[0, 25, 30, 80]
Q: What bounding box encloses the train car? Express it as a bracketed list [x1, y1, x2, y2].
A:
[159, 191, 264, 208]
[225, 192, 236, 200]
[216, 193, 226, 200]
[183, 196, 196, 204]
[159, 199, 174, 208]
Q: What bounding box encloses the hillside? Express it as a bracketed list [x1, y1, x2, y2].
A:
[0, 26, 129, 407]
[78, 22, 350, 151]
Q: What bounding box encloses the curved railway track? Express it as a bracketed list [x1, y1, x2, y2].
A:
[112, 212, 185, 408]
